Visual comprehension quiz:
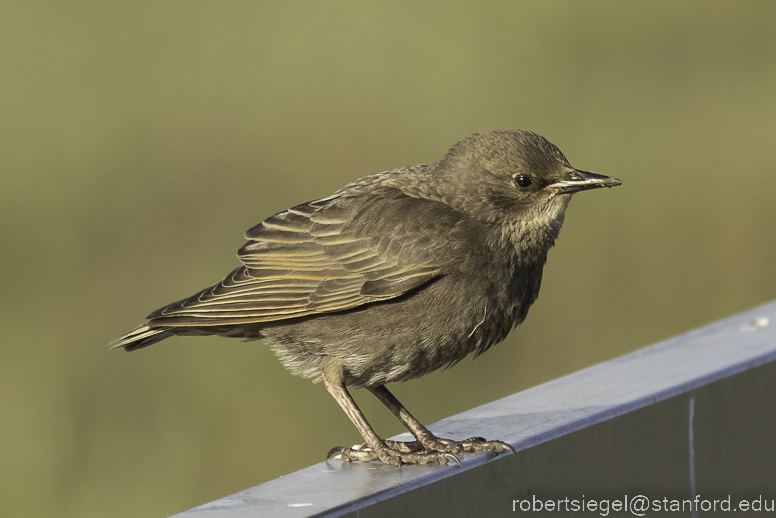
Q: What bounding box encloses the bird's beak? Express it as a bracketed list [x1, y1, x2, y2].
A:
[549, 170, 622, 194]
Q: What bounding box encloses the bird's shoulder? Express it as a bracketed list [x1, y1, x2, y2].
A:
[240, 165, 469, 268]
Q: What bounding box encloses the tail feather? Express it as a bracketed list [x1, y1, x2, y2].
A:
[109, 325, 175, 352]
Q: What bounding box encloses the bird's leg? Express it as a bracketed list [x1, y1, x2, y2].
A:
[369, 385, 516, 457]
[323, 376, 459, 466]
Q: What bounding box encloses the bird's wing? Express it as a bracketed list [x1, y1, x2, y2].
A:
[147, 191, 463, 327]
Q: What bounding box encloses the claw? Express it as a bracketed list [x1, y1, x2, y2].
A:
[376, 450, 403, 466]
[444, 453, 463, 467]
[487, 440, 516, 456]
[325, 446, 345, 460]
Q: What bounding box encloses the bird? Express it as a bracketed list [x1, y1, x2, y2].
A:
[110, 130, 621, 466]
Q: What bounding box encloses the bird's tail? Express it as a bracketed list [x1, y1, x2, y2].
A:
[109, 324, 175, 352]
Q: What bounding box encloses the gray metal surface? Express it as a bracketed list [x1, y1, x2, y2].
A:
[171, 300, 776, 518]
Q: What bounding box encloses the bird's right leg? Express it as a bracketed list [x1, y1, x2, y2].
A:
[369, 385, 516, 457]
[322, 360, 458, 466]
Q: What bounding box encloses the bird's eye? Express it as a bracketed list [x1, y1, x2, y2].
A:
[513, 175, 533, 189]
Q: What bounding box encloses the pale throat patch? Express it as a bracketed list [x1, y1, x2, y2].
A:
[501, 194, 571, 257]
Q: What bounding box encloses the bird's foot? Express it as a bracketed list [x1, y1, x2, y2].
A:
[326, 443, 462, 467]
[384, 435, 516, 456]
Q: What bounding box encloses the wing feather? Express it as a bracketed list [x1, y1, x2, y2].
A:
[147, 191, 464, 327]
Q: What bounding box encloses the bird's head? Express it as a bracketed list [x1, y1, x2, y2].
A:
[435, 130, 621, 257]
[438, 130, 620, 218]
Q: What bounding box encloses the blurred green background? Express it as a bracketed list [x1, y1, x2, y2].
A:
[2, 1, 775, 517]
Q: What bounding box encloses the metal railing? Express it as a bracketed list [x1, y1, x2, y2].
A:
[171, 301, 776, 517]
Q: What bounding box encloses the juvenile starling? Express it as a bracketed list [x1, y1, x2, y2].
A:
[111, 130, 621, 466]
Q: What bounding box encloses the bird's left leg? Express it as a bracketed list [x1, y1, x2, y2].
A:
[369, 385, 516, 457]
[322, 359, 459, 466]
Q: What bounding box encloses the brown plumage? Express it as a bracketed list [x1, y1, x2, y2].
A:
[111, 130, 620, 466]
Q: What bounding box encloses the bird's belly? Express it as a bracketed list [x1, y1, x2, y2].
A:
[262, 272, 534, 388]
